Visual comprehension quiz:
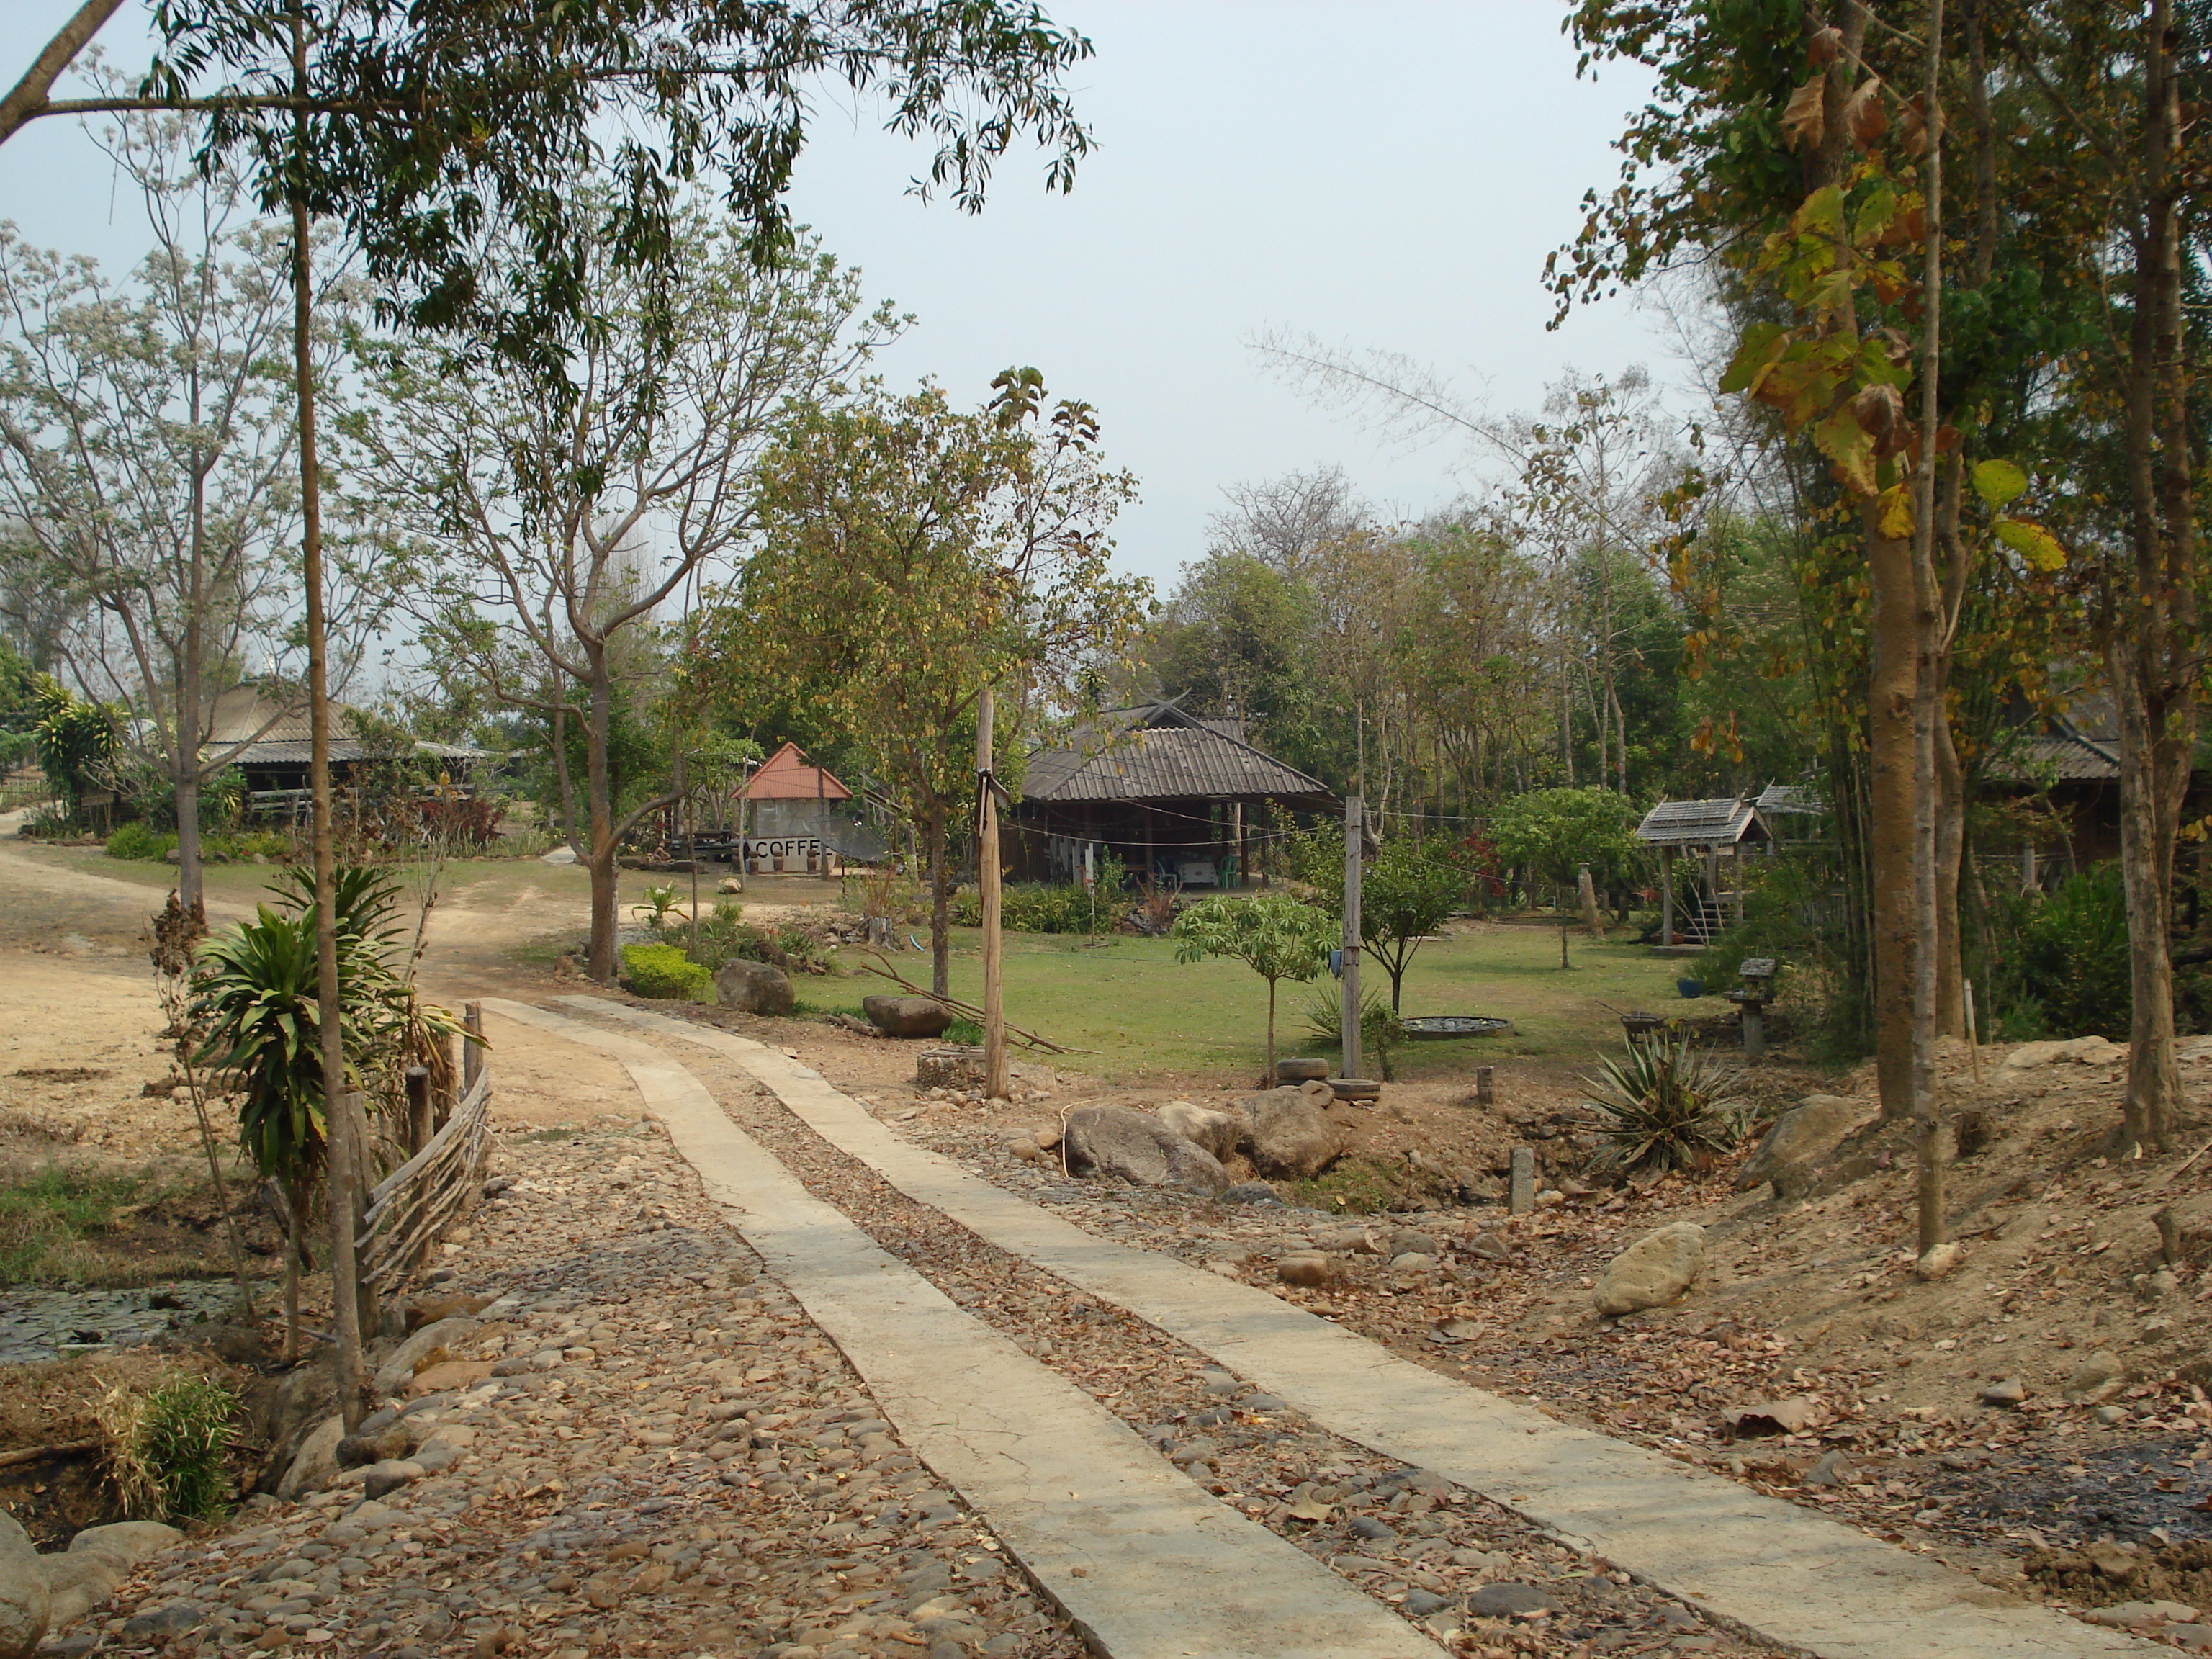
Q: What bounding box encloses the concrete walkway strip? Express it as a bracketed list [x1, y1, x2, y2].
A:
[480, 1001, 1440, 1659]
[565, 997, 2152, 1659]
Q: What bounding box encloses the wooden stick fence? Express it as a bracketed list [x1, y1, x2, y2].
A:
[358, 1001, 490, 1294]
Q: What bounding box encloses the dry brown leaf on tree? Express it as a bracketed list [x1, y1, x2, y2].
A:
[1781, 77, 1826, 149]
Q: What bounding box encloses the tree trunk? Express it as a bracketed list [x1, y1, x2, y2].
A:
[176, 472, 206, 912]
[1264, 975, 1277, 1080]
[553, 698, 583, 858]
[289, 3, 364, 1433]
[1933, 716, 1965, 1038]
[585, 655, 619, 984]
[1910, 0, 1949, 1256]
[1866, 506, 1917, 1123]
[927, 800, 950, 998]
[2110, 0, 2195, 1152]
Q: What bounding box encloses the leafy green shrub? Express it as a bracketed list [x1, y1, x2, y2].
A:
[105, 822, 177, 861]
[1580, 1037, 1748, 1173]
[98, 1370, 239, 1521]
[622, 943, 713, 1001]
[952, 878, 1118, 933]
[943, 1016, 984, 1046]
[1997, 864, 2132, 1040]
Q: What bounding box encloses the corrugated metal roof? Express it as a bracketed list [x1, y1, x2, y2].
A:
[211, 738, 485, 767]
[1022, 704, 1336, 806]
[1755, 783, 1826, 816]
[746, 740, 853, 801]
[1994, 730, 2120, 783]
[1635, 796, 1766, 846]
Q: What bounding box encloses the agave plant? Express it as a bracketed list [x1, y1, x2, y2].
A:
[1579, 1036, 1748, 1173]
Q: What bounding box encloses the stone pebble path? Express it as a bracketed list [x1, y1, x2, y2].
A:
[553, 996, 2159, 1659]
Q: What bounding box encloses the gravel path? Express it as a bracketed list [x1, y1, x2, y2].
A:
[95, 1112, 1086, 1659]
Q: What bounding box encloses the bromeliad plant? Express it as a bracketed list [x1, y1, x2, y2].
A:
[1579, 1036, 1748, 1175]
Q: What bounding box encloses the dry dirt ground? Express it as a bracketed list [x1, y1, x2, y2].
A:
[9, 831, 2212, 1643]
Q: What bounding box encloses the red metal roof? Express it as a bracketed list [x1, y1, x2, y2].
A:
[747, 741, 853, 801]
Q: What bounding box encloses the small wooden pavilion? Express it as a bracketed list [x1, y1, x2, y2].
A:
[1635, 795, 1773, 946]
[1007, 702, 1339, 887]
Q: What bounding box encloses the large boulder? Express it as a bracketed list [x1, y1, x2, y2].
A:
[276, 1413, 346, 1501]
[1235, 1086, 1346, 1179]
[1062, 1105, 1230, 1193]
[2005, 1034, 2123, 1070]
[0, 1511, 48, 1659]
[40, 1554, 122, 1634]
[1737, 1094, 1875, 1192]
[717, 959, 795, 1017]
[1593, 1221, 1706, 1316]
[1158, 1100, 1246, 1161]
[372, 1315, 480, 1397]
[862, 994, 951, 1038]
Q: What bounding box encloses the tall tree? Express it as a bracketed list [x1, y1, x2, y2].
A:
[703, 376, 1148, 994]
[0, 109, 364, 907]
[356, 213, 894, 982]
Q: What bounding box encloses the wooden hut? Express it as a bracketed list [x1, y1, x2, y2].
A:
[1635, 795, 1773, 946]
[1007, 703, 1339, 888]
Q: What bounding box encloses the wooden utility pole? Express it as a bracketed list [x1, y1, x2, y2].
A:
[1341, 794, 1363, 1080]
[978, 685, 1008, 1100]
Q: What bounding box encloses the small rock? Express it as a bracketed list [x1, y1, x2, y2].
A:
[1980, 1377, 2027, 1408]
[1276, 1252, 1335, 1287]
[2095, 1403, 2129, 1426]
[2087, 1600, 2202, 1629]
[1463, 1232, 1511, 1262]
[721, 960, 797, 1017]
[2067, 1353, 2126, 1401]
[1389, 1253, 1437, 1274]
[1465, 1581, 1556, 1619]
[1593, 1222, 1705, 1316]
[1221, 1182, 1282, 1206]
[1346, 1516, 1397, 1542]
[1401, 1589, 1450, 1617]
[1803, 1449, 1852, 1487]
[1915, 1241, 1961, 1281]
[1388, 1228, 1441, 1259]
[120, 1602, 204, 1640]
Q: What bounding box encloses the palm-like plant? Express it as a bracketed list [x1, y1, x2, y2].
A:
[1580, 1036, 1748, 1173]
[191, 865, 415, 1356]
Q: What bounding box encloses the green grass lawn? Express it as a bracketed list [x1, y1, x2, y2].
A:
[808, 920, 1702, 1086]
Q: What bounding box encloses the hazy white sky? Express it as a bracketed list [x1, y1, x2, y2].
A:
[2, 1, 1678, 595]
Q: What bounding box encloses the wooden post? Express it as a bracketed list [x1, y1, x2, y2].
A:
[1509, 1146, 1535, 1215]
[1661, 845, 1675, 946]
[978, 686, 1008, 1101]
[404, 1066, 431, 1156]
[1231, 801, 1244, 888]
[1341, 795, 1363, 1080]
[1475, 1065, 1495, 1105]
[463, 1000, 484, 1095]
[817, 742, 832, 880]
